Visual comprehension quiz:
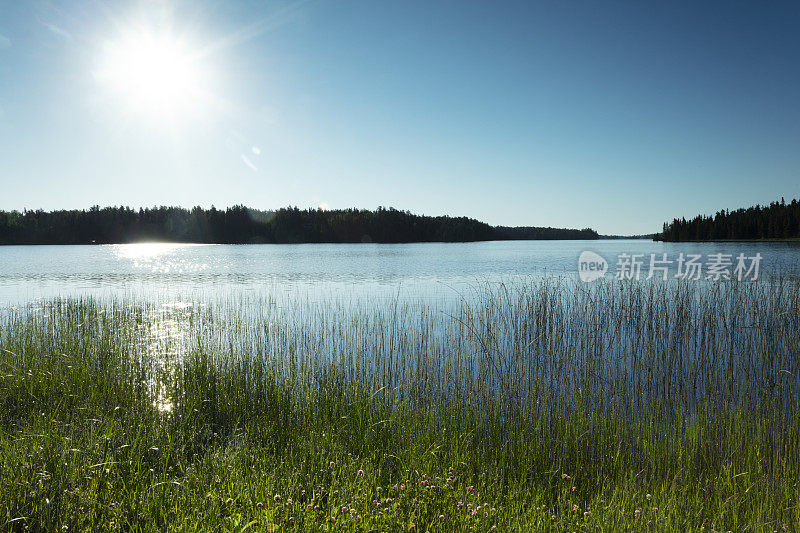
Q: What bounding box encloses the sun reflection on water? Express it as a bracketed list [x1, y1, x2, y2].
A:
[136, 301, 197, 413]
[108, 244, 216, 412]
[116, 242, 188, 259]
[114, 243, 212, 276]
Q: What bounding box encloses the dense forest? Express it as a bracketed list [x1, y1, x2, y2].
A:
[0, 206, 599, 245]
[658, 197, 800, 241]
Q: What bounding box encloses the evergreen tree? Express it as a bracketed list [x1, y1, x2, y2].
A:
[658, 197, 800, 241]
[0, 206, 600, 245]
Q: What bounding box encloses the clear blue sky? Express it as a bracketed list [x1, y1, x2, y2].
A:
[0, 1, 798, 235]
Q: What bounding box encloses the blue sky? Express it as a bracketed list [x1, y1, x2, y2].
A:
[0, 1, 798, 235]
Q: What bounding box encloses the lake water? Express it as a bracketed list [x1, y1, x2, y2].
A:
[1, 239, 800, 305]
[2, 240, 798, 416]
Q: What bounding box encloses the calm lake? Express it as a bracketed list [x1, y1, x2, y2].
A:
[2, 239, 800, 305]
[2, 239, 799, 416]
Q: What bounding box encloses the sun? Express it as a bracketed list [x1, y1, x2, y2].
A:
[95, 28, 209, 121]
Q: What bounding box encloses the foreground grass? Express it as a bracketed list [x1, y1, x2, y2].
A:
[1, 281, 799, 531]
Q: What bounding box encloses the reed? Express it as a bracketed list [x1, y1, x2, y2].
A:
[1, 278, 798, 531]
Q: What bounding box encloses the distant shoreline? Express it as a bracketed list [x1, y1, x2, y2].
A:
[0, 205, 601, 245]
[0, 237, 617, 247]
[658, 197, 800, 242]
[654, 238, 800, 243]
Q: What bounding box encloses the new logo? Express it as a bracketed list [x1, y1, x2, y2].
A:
[578, 251, 608, 282]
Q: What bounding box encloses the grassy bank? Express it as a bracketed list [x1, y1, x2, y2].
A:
[1, 279, 799, 531]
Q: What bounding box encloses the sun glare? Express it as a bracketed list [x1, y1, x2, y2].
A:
[95, 28, 209, 120]
[116, 242, 184, 259]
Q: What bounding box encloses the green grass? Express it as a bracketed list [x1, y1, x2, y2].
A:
[1, 279, 799, 531]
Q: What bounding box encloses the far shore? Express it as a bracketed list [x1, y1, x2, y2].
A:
[654, 237, 800, 243]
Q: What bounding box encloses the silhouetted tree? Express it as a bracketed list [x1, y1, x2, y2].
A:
[0, 206, 600, 245]
[657, 197, 800, 241]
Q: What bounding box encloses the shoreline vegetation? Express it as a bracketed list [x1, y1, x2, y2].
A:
[1, 279, 799, 531]
[657, 238, 800, 243]
[0, 206, 599, 245]
[657, 196, 800, 242]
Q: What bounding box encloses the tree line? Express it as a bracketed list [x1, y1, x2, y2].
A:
[657, 197, 800, 241]
[0, 205, 599, 245]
